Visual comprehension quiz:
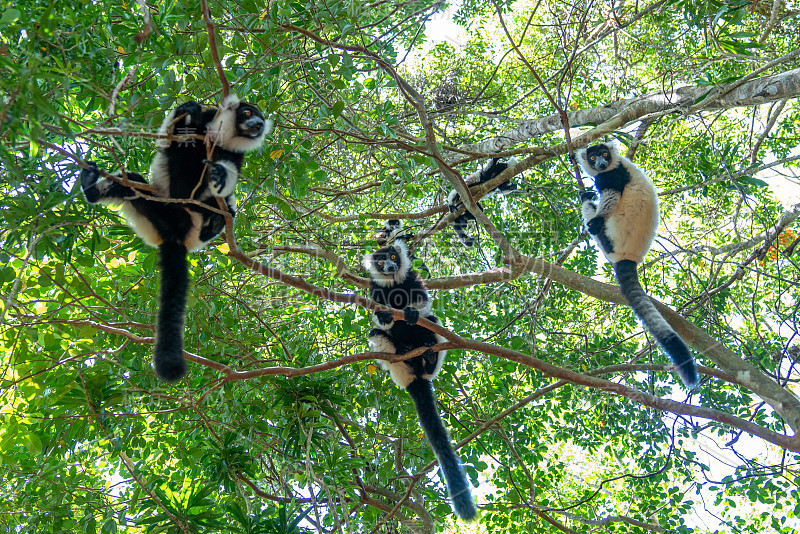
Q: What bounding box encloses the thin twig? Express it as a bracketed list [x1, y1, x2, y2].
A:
[201, 0, 230, 97]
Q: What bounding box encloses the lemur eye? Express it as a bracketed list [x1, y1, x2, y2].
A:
[603, 152, 609, 157]
[377, 261, 384, 266]
[390, 255, 397, 260]
[244, 110, 252, 117]
[589, 155, 595, 161]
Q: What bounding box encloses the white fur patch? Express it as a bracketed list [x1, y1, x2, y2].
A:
[464, 165, 482, 186]
[581, 198, 597, 221]
[430, 342, 447, 379]
[183, 210, 206, 252]
[410, 298, 432, 317]
[427, 316, 448, 380]
[447, 188, 460, 207]
[122, 203, 162, 247]
[369, 333, 397, 355]
[369, 274, 397, 288]
[156, 107, 180, 149]
[207, 95, 239, 148]
[148, 152, 170, 192]
[362, 254, 374, 272]
[382, 361, 415, 389]
[222, 124, 269, 153]
[369, 333, 417, 388]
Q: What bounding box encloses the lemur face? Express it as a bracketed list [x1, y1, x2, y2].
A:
[583, 143, 614, 172]
[236, 103, 266, 138]
[364, 240, 412, 286]
[370, 246, 403, 275]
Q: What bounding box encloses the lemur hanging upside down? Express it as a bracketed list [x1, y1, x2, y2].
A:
[446, 157, 518, 247]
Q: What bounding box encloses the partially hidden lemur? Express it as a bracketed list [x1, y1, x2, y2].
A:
[80, 95, 269, 382]
[447, 157, 517, 247]
[364, 240, 477, 520]
[576, 142, 698, 388]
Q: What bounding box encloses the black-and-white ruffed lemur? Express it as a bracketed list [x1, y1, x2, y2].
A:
[80, 95, 269, 382]
[364, 240, 477, 520]
[447, 157, 518, 247]
[576, 141, 699, 388]
[374, 219, 430, 276]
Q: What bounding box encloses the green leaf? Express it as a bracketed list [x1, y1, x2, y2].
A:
[0, 8, 20, 26]
[331, 101, 345, 118]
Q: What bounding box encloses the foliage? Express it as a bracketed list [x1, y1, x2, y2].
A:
[1, 0, 800, 532]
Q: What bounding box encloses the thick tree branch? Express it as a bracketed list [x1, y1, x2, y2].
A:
[219, 207, 800, 449]
[450, 64, 800, 159]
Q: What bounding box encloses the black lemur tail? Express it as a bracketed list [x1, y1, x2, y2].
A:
[406, 378, 477, 520]
[452, 215, 476, 248]
[613, 260, 698, 388]
[153, 242, 189, 382]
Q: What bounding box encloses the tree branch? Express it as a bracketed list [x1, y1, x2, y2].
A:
[449, 64, 800, 160]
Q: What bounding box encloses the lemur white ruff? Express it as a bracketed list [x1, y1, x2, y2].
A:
[576, 142, 698, 388]
[80, 95, 269, 382]
[447, 157, 517, 247]
[364, 240, 477, 520]
[374, 219, 430, 276]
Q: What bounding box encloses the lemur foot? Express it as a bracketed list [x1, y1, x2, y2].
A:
[375, 311, 394, 325]
[587, 216, 604, 235]
[175, 101, 202, 119]
[203, 159, 228, 195]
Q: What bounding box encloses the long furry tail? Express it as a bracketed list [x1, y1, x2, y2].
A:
[153, 243, 189, 382]
[406, 378, 477, 520]
[452, 215, 476, 247]
[613, 260, 698, 388]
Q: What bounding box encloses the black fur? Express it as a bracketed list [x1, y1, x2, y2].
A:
[447, 158, 517, 248]
[369, 271, 430, 315]
[80, 167, 148, 203]
[160, 101, 246, 202]
[591, 163, 630, 195]
[614, 260, 698, 387]
[154, 243, 189, 382]
[80, 96, 267, 382]
[407, 377, 477, 521]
